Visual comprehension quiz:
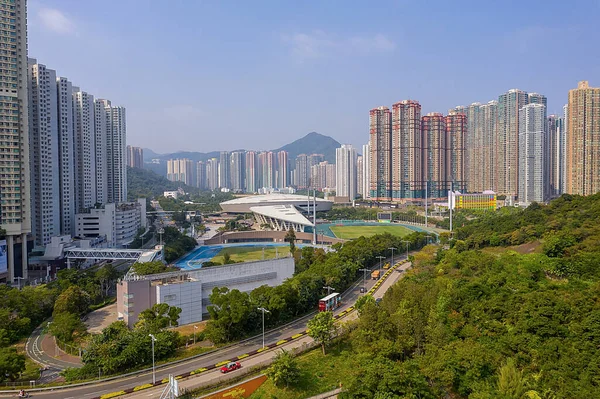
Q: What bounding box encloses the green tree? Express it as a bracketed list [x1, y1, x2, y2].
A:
[266, 349, 301, 387]
[53, 285, 91, 316]
[95, 264, 119, 297]
[307, 311, 336, 355]
[355, 295, 375, 315]
[132, 261, 171, 276]
[205, 288, 252, 343]
[284, 227, 297, 254]
[0, 347, 25, 382]
[223, 252, 234, 264]
[50, 312, 87, 343]
[136, 303, 182, 332]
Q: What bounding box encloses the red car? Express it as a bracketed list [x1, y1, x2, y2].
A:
[220, 361, 241, 373]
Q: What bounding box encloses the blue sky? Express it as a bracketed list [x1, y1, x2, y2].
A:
[28, 0, 600, 154]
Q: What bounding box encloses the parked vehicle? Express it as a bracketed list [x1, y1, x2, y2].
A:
[220, 361, 241, 373]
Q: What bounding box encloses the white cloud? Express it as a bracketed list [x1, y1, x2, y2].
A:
[37, 7, 75, 35]
[282, 31, 396, 61]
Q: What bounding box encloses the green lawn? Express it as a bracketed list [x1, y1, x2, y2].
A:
[330, 224, 413, 239]
[212, 246, 291, 263]
[249, 340, 358, 399]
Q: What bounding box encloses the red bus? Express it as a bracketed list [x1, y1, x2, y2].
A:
[319, 293, 341, 312]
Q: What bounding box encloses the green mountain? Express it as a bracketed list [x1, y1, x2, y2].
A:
[272, 132, 341, 163]
[142, 131, 341, 166]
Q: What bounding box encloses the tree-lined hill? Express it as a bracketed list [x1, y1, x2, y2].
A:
[338, 194, 600, 398]
[127, 166, 198, 201]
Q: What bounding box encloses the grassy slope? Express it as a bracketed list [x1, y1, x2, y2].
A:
[250, 340, 357, 399]
[330, 225, 412, 239]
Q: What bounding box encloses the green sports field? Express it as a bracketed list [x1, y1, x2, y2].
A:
[212, 246, 291, 263]
[330, 224, 413, 240]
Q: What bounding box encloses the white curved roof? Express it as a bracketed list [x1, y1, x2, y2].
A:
[222, 194, 332, 205]
[220, 194, 333, 213]
[250, 205, 314, 226]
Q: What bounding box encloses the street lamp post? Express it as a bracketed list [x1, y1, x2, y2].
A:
[376, 256, 385, 274]
[257, 307, 270, 349]
[157, 227, 164, 246]
[359, 268, 369, 293]
[401, 240, 410, 260]
[388, 247, 396, 268]
[149, 334, 157, 384]
[193, 325, 198, 345]
[323, 286, 335, 296]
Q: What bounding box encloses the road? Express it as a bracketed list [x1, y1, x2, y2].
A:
[7, 257, 411, 399]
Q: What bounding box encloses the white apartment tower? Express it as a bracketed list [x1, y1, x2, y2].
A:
[518, 103, 548, 205]
[361, 143, 371, 199]
[73, 88, 96, 211]
[107, 104, 127, 202]
[336, 144, 357, 199]
[56, 76, 75, 235]
[0, 0, 31, 282]
[28, 59, 60, 246]
[93, 99, 108, 204]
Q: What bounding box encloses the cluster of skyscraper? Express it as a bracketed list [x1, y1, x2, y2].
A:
[365, 83, 600, 206]
[366, 100, 466, 201]
[168, 151, 289, 192]
[28, 58, 127, 246]
[0, 0, 128, 280]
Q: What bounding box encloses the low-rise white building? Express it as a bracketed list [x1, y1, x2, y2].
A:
[117, 257, 294, 328]
[75, 199, 147, 247]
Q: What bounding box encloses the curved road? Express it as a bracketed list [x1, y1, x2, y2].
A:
[9, 255, 410, 399]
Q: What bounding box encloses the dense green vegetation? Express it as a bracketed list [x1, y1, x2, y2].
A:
[162, 226, 197, 263]
[204, 232, 429, 344]
[334, 194, 600, 398]
[127, 166, 198, 201]
[64, 303, 182, 380]
[131, 261, 178, 276]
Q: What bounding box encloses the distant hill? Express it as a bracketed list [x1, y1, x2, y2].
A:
[142, 131, 341, 166]
[273, 132, 340, 163]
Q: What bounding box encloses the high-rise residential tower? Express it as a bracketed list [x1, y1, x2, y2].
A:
[421, 112, 446, 198]
[230, 151, 245, 192]
[276, 150, 288, 189]
[1, 0, 31, 281]
[167, 159, 195, 186]
[93, 99, 108, 204]
[245, 151, 257, 193]
[336, 144, 357, 199]
[567, 81, 600, 195]
[206, 158, 219, 190]
[106, 103, 127, 203]
[294, 154, 309, 189]
[361, 143, 371, 199]
[56, 76, 75, 235]
[218, 151, 230, 189]
[196, 161, 206, 189]
[497, 89, 529, 197]
[446, 112, 467, 192]
[548, 113, 566, 197]
[369, 106, 392, 200]
[127, 145, 143, 168]
[73, 88, 96, 211]
[356, 156, 363, 197]
[28, 59, 60, 246]
[392, 100, 422, 199]
[518, 103, 548, 205]
[259, 151, 276, 189]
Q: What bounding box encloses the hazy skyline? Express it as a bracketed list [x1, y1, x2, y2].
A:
[28, 0, 600, 153]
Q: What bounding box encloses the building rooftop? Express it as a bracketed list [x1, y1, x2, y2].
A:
[250, 205, 314, 227]
[221, 193, 332, 206]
